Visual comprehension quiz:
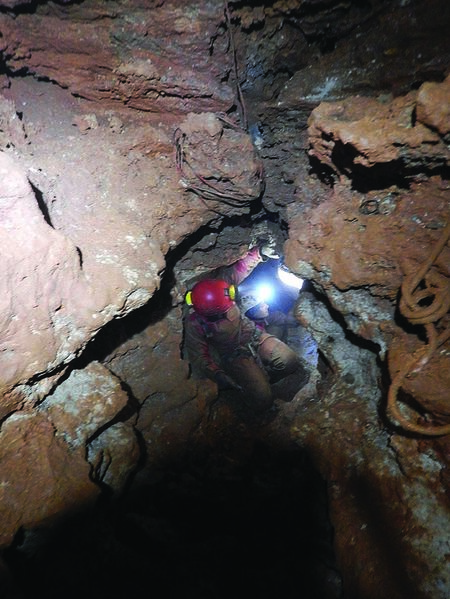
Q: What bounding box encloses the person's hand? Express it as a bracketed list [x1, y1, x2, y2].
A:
[258, 239, 280, 260]
[214, 371, 243, 391]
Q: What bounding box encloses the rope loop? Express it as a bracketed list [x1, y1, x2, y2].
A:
[387, 222, 450, 436]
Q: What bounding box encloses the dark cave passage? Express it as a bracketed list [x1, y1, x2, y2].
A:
[4, 442, 341, 599]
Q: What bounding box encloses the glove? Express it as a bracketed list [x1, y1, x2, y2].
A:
[214, 371, 243, 392]
[258, 239, 280, 260]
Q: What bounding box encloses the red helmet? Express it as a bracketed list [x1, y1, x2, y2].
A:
[186, 279, 236, 317]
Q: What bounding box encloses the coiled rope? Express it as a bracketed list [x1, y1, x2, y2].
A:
[387, 221, 450, 436]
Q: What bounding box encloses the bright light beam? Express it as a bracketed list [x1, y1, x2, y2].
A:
[255, 282, 274, 303]
[277, 266, 304, 290]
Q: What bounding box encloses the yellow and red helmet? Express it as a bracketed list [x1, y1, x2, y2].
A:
[186, 279, 236, 317]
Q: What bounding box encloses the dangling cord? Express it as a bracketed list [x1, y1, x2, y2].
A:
[387, 222, 450, 436]
[224, 1, 248, 132]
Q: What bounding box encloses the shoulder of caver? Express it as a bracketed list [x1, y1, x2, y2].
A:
[186, 312, 205, 333]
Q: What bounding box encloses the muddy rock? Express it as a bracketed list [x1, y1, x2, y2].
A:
[0, 412, 98, 549]
[174, 112, 264, 213]
[88, 422, 141, 493]
[0, 152, 95, 396]
[416, 74, 450, 138]
[307, 84, 450, 181]
[0, 0, 233, 114]
[38, 362, 131, 449]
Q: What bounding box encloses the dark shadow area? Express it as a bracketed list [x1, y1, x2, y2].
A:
[309, 139, 450, 194]
[0, 0, 85, 17]
[3, 441, 342, 599]
[308, 154, 337, 187]
[330, 142, 414, 193]
[30, 181, 53, 227]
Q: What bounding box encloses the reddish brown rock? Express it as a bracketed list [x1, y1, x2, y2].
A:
[286, 86, 450, 357]
[0, 1, 233, 114]
[0, 412, 99, 549]
[0, 152, 95, 394]
[0, 119, 165, 402]
[88, 422, 141, 493]
[0, 2, 448, 597]
[174, 112, 264, 215]
[39, 362, 141, 493]
[307, 84, 450, 177]
[38, 362, 131, 449]
[416, 74, 450, 137]
[286, 178, 449, 296]
[0, 388, 26, 423]
[283, 378, 450, 599]
[281, 69, 450, 597]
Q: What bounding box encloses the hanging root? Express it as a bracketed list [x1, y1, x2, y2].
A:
[387, 222, 450, 436]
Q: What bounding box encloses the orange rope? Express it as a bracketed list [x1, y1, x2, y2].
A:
[387, 222, 450, 436]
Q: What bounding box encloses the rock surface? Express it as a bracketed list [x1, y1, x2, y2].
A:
[0, 412, 99, 548]
[0, 1, 449, 598]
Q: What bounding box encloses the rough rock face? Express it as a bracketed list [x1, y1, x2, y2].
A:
[0, 0, 233, 113]
[282, 74, 450, 598]
[0, 0, 264, 555]
[0, 147, 164, 400]
[0, 411, 99, 548]
[0, 1, 449, 598]
[307, 92, 449, 180]
[174, 111, 264, 212]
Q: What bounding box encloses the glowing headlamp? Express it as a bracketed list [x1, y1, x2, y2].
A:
[255, 282, 274, 303]
[277, 266, 304, 290]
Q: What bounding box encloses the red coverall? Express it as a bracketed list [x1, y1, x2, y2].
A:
[184, 247, 301, 413]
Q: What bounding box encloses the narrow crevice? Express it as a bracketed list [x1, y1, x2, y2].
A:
[63, 209, 276, 373]
[309, 284, 382, 356]
[30, 181, 53, 227]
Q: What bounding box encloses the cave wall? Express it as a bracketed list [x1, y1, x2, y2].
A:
[0, 0, 449, 597]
